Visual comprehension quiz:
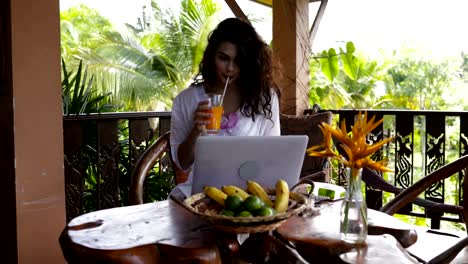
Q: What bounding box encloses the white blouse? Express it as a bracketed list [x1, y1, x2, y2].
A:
[169, 83, 280, 181]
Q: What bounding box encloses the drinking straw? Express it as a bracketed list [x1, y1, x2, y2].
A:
[220, 76, 230, 106]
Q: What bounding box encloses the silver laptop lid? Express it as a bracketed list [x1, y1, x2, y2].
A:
[191, 135, 308, 194]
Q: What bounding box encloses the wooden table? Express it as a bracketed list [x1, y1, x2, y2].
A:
[60, 197, 421, 263]
[276, 200, 419, 263]
[59, 199, 240, 263]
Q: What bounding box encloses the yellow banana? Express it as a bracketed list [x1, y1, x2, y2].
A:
[274, 179, 289, 213]
[246, 180, 274, 207]
[221, 185, 250, 200]
[204, 186, 227, 206]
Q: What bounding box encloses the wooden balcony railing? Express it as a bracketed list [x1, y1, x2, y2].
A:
[312, 109, 468, 229]
[63, 112, 171, 221]
[63, 109, 468, 229]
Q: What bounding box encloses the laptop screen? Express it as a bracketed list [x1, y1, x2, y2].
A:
[191, 135, 308, 195]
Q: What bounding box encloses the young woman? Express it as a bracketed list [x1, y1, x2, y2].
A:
[170, 17, 282, 185]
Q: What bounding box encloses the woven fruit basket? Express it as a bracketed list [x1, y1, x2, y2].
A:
[182, 188, 308, 234]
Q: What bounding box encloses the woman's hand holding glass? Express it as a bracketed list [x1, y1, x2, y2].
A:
[193, 100, 211, 134]
[194, 96, 223, 135]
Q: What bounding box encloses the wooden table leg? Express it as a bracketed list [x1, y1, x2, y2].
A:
[240, 232, 309, 264]
[156, 233, 241, 264]
[60, 229, 161, 264]
[157, 243, 221, 264]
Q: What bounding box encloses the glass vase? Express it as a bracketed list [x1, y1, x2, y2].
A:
[340, 167, 368, 244]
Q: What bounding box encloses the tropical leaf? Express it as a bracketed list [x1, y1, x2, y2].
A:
[62, 0, 221, 111]
[310, 41, 391, 109]
[339, 42, 360, 80]
[181, 0, 220, 73]
[319, 48, 339, 82]
[62, 58, 115, 115]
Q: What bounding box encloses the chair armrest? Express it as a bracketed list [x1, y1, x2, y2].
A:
[129, 131, 171, 205]
[381, 155, 468, 215]
[299, 171, 327, 183]
[427, 236, 468, 264]
[363, 168, 463, 215]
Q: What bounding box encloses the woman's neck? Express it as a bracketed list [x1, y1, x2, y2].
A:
[204, 82, 241, 114]
[221, 84, 241, 115]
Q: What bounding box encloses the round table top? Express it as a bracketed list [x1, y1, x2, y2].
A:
[61, 197, 437, 264]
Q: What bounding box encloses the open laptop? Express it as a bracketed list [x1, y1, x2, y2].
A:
[191, 135, 308, 195]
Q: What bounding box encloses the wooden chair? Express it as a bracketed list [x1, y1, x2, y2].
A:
[363, 168, 465, 226]
[380, 155, 468, 264]
[129, 131, 189, 205]
[280, 111, 333, 183]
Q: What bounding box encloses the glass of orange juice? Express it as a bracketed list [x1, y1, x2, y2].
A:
[206, 94, 223, 135]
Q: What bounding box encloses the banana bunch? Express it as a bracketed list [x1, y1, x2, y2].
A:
[203, 179, 290, 214]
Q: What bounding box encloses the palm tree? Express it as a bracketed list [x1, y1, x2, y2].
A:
[71, 0, 221, 111]
[60, 4, 116, 67]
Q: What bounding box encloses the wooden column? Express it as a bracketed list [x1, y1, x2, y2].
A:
[6, 0, 66, 262]
[0, 0, 17, 262]
[273, 0, 310, 115]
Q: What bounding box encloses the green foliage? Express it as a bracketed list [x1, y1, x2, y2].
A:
[82, 152, 99, 213]
[318, 48, 339, 82]
[60, 0, 221, 111]
[310, 41, 388, 109]
[117, 124, 175, 205]
[309, 42, 467, 111]
[383, 56, 456, 110]
[62, 58, 115, 114]
[339, 42, 359, 80]
[78, 123, 175, 213]
[144, 167, 176, 202]
[145, 0, 221, 99]
[463, 52, 468, 78]
[60, 5, 115, 65]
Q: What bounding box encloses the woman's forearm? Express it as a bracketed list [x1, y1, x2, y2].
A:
[177, 126, 203, 170]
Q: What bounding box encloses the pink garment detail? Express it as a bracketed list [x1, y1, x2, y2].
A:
[221, 112, 240, 130]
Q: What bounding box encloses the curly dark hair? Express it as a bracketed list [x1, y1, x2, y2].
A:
[197, 17, 282, 121]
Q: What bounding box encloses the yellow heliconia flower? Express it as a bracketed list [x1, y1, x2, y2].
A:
[307, 112, 395, 176]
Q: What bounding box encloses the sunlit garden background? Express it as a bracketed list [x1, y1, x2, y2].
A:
[59, 0, 468, 232]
